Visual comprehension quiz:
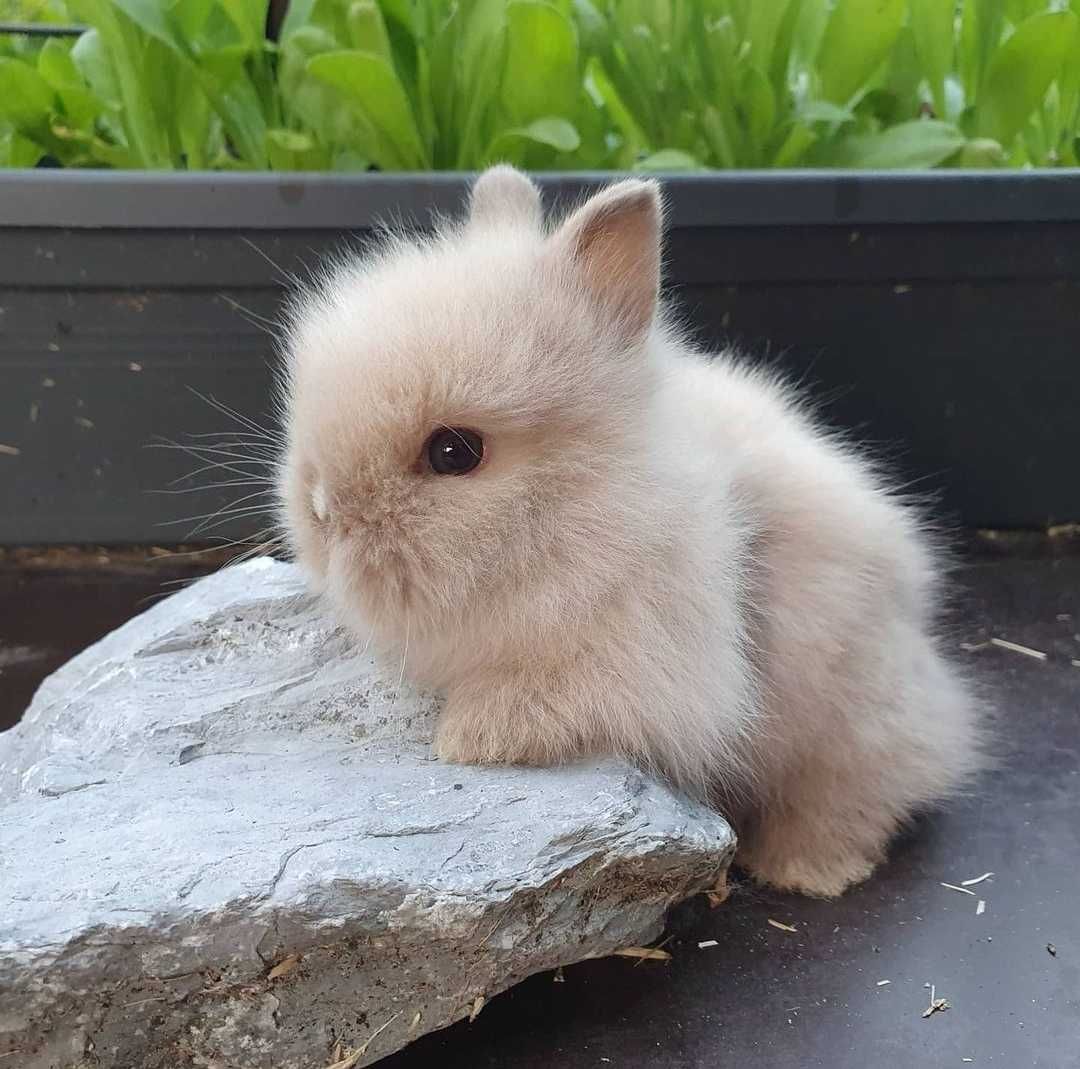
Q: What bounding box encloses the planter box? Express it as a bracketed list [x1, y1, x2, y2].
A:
[1, 169, 1078, 544]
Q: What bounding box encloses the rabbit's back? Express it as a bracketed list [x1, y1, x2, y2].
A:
[659, 348, 981, 896]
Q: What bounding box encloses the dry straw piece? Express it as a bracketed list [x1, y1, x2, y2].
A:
[267, 954, 300, 980]
[989, 637, 1047, 660]
[613, 946, 672, 961]
[705, 872, 731, 908]
[941, 882, 977, 896]
[326, 1011, 401, 1069]
[922, 984, 950, 1019]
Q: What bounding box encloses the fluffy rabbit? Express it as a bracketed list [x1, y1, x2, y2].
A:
[279, 166, 981, 897]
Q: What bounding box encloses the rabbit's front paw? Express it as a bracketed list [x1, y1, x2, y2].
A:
[433, 710, 539, 766]
[434, 692, 574, 767]
[432, 715, 489, 765]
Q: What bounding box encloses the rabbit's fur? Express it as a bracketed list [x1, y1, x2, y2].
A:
[280, 166, 981, 898]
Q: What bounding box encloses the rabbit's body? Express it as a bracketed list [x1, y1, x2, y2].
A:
[281, 167, 980, 897]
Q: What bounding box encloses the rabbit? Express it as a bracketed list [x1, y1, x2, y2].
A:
[278, 165, 981, 898]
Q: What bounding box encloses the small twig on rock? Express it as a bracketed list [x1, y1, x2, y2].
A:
[326, 1012, 401, 1068]
[267, 953, 300, 980]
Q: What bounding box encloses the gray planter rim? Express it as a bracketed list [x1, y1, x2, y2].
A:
[4, 168, 1080, 230]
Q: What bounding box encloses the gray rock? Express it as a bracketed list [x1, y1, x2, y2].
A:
[0, 559, 735, 1068]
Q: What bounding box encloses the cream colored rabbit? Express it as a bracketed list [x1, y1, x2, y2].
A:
[279, 165, 981, 898]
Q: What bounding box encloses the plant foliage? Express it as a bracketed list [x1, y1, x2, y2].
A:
[2, 0, 1079, 169]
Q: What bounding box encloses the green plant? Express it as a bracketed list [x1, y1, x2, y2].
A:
[1, 0, 1079, 171]
[0, 0, 70, 20]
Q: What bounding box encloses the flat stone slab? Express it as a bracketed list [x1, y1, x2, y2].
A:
[0, 559, 734, 1068]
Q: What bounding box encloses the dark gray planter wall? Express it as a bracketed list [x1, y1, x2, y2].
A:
[1, 170, 1078, 545]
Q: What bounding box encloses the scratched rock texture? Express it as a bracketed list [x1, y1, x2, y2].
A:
[0, 559, 735, 1068]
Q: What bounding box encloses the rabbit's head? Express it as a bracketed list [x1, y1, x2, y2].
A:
[280, 166, 665, 662]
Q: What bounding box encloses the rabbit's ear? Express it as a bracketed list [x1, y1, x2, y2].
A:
[550, 179, 662, 344]
[468, 165, 543, 230]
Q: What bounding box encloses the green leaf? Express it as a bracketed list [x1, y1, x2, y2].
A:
[280, 0, 317, 40]
[695, 17, 743, 165]
[379, 0, 416, 38]
[456, 0, 509, 167]
[955, 136, 1006, 166]
[960, 0, 1005, 100]
[267, 128, 315, 151]
[703, 16, 740, 117]
[976, 10, 1078, 146]
[67, 0, 173, 166]
[1058, 18, 1080, 152]
[346, 0, 392, 59]
[102, 0, 190, 56]
[741, 65, 776, 163]
[0, 58, 55, 130]
[49, 121, 140, 167]
[883, 27, 923, 124]
[768, 0, 808, 95]
[290, 76, 377, 155]
[0, 128, 45, 168]
[266, 126, 329, 169]
[460, 0, 508, 104]
[307, 49, 426, 168]
[790, 0, 830, 71]
[70, 28, 120, 108]
[747, 0, 794, 74]
[1005, 0, 1048, 21]
[38, 36, 101, 135]
[825, 119, 966, 168]
[414, 45, 435, 158]
[169, 0, 214, 42]
[57, 85, 102, 130]
[174, 64, 212, 167]
[484, 115, 580, 164]
[37, 38, 82, 91]
[584, 56, 647, 165]
[571, 0, 606, 55]
[634, 148, 706, 171]
[798, 99, 855, 125]
[428, 2, 462, 163]
[772, 121, 818, 167]
[503, 0, 579, 124]
[911, 0, 955, 118]
[817, 0, 906, 106]
[220, 0, 269, 47]
[197, 46, 270, 167]
[702, 104, 736, 168]
[279, 25, 337, 99]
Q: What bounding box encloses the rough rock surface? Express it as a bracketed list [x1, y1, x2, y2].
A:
[0, 559, 735, 1068]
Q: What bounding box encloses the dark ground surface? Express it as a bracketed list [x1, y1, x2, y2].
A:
[1, 541, 1078, 1068]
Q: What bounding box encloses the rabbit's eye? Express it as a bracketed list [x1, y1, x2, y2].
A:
[425, 428, 484, 476]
